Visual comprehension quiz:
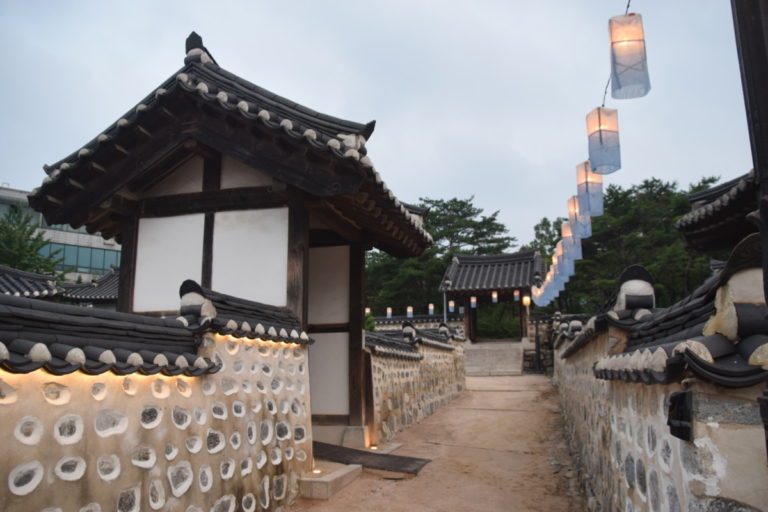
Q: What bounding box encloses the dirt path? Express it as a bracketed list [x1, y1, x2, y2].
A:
[293, 375, 584, 512]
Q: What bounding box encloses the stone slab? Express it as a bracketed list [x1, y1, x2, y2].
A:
[299, 463, 363, 500]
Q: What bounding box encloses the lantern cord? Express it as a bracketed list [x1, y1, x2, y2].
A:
[601, 76, 611, 107]
[625, 0, 631, 14]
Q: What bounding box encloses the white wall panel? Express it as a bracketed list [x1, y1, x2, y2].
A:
[308, 332, 349, 414]
[134, 214, 204, 312]
[308, 246, 350, 324]
[212, 208, 288, 306]
[220, 154, 273, 189]
[141, 156, 203, 197]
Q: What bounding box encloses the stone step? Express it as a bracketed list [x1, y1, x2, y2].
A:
[299, 461, 362, 500]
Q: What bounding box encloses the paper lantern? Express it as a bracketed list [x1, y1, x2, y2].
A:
[586, 107, 620, 174]
[491, 291, 498, 303]
[610, 13, 650, 99]
[449, 300, 455, 313]
[568, 196, 592, 238]
[470, 296, 477, 309]
[406, 306, 413, 318]
[364, 307, 371, 315]
[514, 290, 520, 301]
[576, 161, 604, 216]
[428, 303, 434, 315]
[522, 296, 531, 307]
[386, 307, 392, 319]
[561, 221, 583, 260]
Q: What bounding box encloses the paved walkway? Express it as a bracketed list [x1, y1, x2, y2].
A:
[294, 376, 584, 512]
[464, 338, 533, 376]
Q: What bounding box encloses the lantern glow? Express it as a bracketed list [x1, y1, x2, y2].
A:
[449, 300, 455, 313]
[406, 306, 413, 318]
[364, 307, 371, 315]
[491, 291, 498, 303]
[386, 307, 392, 319]
[586, 107, 620, 174]
[522, 295, 531, 307]
[610, 13, 650, 100]
[576, 161, 604, 216]
[428, 303, 435, 315]
[561, 221, 583, 260]
[470, 296, 477, 309]
[568, 196, 592, 238]
[514, 290, 520, 301]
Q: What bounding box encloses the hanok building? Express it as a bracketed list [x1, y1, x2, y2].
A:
[16, 31, 436, 506]
[439, 250, 546, 340]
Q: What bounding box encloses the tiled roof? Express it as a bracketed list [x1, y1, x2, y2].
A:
[176, 280, 311, 345]
[676, 170, 757, 251]
[365, 330, 423, 360]
[0, 293, 218, 376]
[439, 251, 545, 293]
[28, 33, 431, 255]
[60, 268, 119, 302]
[0, 265, 59, 298]
[373, 314, 464, 326]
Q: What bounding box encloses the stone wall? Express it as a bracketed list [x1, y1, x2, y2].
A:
[369, 343, 465, 443]
[554, 332, 768, 511]
[1, 332, 312, 512]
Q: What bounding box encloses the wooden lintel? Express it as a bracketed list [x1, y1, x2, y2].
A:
[307, 323, 351, 333]
[311, 414, 350, 426]
[140, 186, 285, 217]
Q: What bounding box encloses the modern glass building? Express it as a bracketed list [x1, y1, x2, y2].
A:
[0, 186, 121, 281]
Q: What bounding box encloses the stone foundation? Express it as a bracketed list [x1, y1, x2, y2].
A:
[554, 332, 768, 511]
[370, 343, 465, 443]
[0, 333, 312, 512]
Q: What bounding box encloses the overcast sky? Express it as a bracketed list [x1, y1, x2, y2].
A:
[0, 1, 752, 247]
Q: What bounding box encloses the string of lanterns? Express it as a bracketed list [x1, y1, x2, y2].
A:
[533, 3, 650, 307]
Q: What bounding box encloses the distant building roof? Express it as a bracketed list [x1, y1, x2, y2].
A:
[61, 268, 119, 303]
[439, 251, 546, 294]
[676, 170, 757, 251]
[0, 265, 59, 298]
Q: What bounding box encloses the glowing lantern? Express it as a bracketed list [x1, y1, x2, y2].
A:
[364, 307, 371, 315]
[449, 300, 455, 313]
[610, 13, 650, 99]
[491, 291, 498, 303]
[561, 221, 582, 260]
[386, 307, 392, 319]
[514, 290, 520, 301]
[586, 107, 620, 174]
[470, 296, 477, 309]
[522, 295, 531, 307]
[428, 303, 434, 316]
[406, 306, 413, 318]
[576, 161, 604, 216]
[568, 196, 592, 238]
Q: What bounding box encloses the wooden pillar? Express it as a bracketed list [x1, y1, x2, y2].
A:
[201, 152, 221, 289]
[348, 243, 365, 426]
[117, 215, 138, 313]
[287, 202, 309, 328]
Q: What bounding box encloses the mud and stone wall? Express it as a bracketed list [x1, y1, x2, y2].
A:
[370, 343, 465, 443]
[554, 332, 768, 511]
[1, 332, 312, 512]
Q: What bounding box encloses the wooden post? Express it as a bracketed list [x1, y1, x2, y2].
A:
[287, 202, 309, 328]
[200, 151, 221, 288]
[117, 215, 138, 313]
[348, 243, 365, 426]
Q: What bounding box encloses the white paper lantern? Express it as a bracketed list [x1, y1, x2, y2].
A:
[576, 161, 604, 216]
[586, 107, 621, 174]
[568, 196, 592, 238]
[610, 13, 651, 99]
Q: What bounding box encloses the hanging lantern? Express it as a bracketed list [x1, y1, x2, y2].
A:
[491, 291, 498, 303]
[386, 307, 392, 319]
[561, 221, 583, 260]
[448, 300, 455, 313]
[568, 196, 592, 238]
[610, 13, 650, 99]
[522, 295, 531, 307]
[428, 303, 434, 316]
[576, 161, 604, 216]
[514, 290, 520, 301]
[406, 306, 413, 318]
[470, 296, 477, 309]
[364, 307, 371, 315]
[586, 107, 620, 174]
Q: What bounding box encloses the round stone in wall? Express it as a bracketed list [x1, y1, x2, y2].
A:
[232, 400, 245, 417]
[122, 377, 138, 396]
[259, 420, 273, 445]
[202, 380, 216, 396]
[131, 445, 157, 469]
[95, 409, 128, 437]
[649, 470, 660, 511]
[220, 459, 235, 480]
[152, 379, 170, 399]
[96, 454, 121, 481]
[623, 454, 635, 489]
[176, 379, 192, 398]
[172, 406, 192, 429]
[43, 382, 71, 405]
[242, 493, 256, 512]
[185, 436, 202, 454]
[8, 460, 44, 496]
[165, 443, 178, 461]
[55, 455, 87, 481]
[206, 429, 226, 454]
[270, 446, 282, 466]
[117, 486, 140, 512]
[221, 378, 238, 396]
[296, 450, 307, 462]
[258, 475, 270, 509]
[255, 451, 267, 470]
[635, 458, 647, 495]
[193, 405, 207, 424]
[91, 382, 107, 401]
[79, 503, 101, 512]
[275, 421, 291, 441]
[211, 494, 236, 512]
[212, 401, 228, 420]
[273, 474, 287, 500]
[54, 414, 84, 445]
[15, 416, 43, 445]
[148, 478, 166, 510]
[168, 461, 194, 497]
[240, 457, 253, 476]
[230, 432, 241, 450]
[140, 406, 163, 429]
[199, 464, 213, 492]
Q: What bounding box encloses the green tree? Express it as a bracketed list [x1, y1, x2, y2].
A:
[365, 196, 516, 316]
[526, 178, 722, 314]
[522, 216, 565, 261]
[0, 204, 63, 275]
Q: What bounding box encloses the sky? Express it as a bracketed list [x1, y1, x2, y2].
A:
[0, 1, 753, 247]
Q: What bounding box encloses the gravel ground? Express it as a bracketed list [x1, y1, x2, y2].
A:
[293, 375, 585, 512]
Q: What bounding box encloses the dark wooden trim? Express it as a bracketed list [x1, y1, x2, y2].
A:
[307, 323, 351, 333]
[140, 187, 286, 217]
[311, 414, 350, 426]
[130, 310, 180, 318]
[348, 243, 365, 426]
[309, 229, 352, 248]
[128, 143, 197, 193]
[116, 215, 138, 313]
[201, 212, 214, 288]
[307, 202, 362, 243]
[364, 351, 377, 445]
[287, 202, 309, 329]
[202, 152, 222, 192]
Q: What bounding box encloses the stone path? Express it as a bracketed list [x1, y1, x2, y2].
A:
[464, 339, 529, 376]
[293, 376, 584, 512]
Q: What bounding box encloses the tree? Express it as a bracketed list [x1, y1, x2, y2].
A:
[522, 216, 565, 261]
[524, 178, 722, 315]
[0, 204, 63, 275]
[365, 196, 516, 315]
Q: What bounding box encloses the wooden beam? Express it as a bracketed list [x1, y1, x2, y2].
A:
[201, 152, 221, 289]
[311, 414, 350, 426]
[307, 323, 351, 333]
[140, 187, 286, 217]
[348, 243, 365, 426]
[287, 202, 309, 329]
